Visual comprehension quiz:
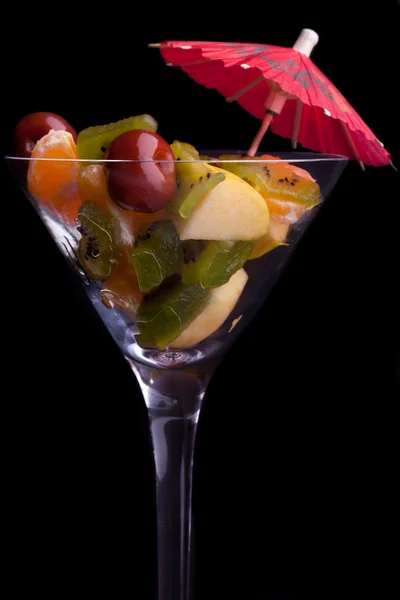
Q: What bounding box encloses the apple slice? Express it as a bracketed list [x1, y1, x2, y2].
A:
[172, 166, 270, 241]
[170, 268, 248, 348]
[249, 219, 290, 260]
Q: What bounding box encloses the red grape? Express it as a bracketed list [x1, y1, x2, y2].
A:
[14, 112, 77, 158]
[104, 130, 177, 213]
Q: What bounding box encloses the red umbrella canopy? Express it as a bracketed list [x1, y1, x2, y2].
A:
[153, 34, 392, 167]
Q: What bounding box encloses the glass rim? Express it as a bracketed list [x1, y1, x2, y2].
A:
[4, 152, 349, 164]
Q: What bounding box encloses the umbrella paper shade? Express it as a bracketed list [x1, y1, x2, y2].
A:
[150, 30, 393, 168]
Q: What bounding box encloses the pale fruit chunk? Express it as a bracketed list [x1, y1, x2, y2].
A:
[173, 166, 270, 241]
[249, 219, 290, 260]
[170, 268, 248, 348]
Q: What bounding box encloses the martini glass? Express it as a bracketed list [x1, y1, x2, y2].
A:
[6, 151, 347, 600]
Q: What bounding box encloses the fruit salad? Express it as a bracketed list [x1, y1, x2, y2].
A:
[15, 112, 321, 351]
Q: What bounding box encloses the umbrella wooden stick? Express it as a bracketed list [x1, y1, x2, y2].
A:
[340, 122, 365, 170]
[291, 100, 303, 149]
[248, 29, 319, 156]
[248, 112, 274, 156]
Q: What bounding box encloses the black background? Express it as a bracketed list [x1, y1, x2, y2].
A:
[2, 2, 398, 598]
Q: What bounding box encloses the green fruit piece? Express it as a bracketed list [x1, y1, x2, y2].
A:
[77, 114, 158, 160]
[169, 141, 225, 218]
[171, 172, 226, 218]
[136, 280, 210, 350]
[78, 202, 119, 280]
[219, 155, 321, 208]
[171, 140, 199, 162]
[131, 220, 182, 293]
[181, 240, 253, 288]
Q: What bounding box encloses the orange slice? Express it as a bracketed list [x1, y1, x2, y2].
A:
[101, 247, 143, 317]
[27, 130, 81, 224]
[263, 197, 308, 224]
[77, 163, 113, 214]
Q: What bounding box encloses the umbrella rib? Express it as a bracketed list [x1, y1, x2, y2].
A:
[340, 121, 365, 170]
[226, 74, 265, 103]
[167, 58, 213, 67]
[291, 100, 303, 149]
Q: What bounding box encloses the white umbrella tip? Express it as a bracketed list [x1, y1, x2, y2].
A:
[293, 29, 319, 56]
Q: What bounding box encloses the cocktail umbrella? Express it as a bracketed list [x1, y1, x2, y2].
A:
[150, 30, 393, 168]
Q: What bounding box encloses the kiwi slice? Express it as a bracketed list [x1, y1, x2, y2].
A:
[136, 279, 210, 350]
[219, 155, 321, 208]
[77, 202, 119, 280]
[181, 240, 253, 288]
[169, 141, 225, 218]
[131, 220, 182, 293]
[77, 114, 158, 160]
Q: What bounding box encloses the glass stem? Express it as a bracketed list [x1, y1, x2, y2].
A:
[130, 358, 219, 600]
